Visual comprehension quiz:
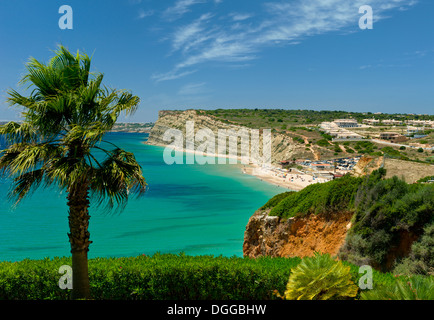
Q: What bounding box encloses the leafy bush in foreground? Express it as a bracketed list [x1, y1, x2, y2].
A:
[0, 254, 303, 300]
[277, 253, 358, 300]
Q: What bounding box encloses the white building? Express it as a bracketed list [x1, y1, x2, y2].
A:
[407, 126, 425, 135]
[363, 118, 380, 125]
[333, 119, 359, 128]
[382, 119, 403, 126]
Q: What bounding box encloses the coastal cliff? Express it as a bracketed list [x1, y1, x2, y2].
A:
[243, 173, 433, 273]
[243, 208, 353, 258]
[146, 110, 309, 164]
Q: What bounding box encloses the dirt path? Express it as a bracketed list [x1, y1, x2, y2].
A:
[287, 131, 321, 160]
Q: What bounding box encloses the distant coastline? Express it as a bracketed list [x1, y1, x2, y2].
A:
[110, 122, 154, 133]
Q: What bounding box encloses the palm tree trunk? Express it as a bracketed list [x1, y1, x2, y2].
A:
[67, 182, 92, 300]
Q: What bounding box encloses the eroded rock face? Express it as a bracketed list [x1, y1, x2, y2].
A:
[243, 209, 354, 258]
[145, 110, 307, 164]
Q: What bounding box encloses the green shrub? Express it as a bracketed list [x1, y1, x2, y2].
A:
[0, 254, 303, 300]
[316, 139, 330, 147]
[345, 146, 355, 153]
[269, 175, 363, 219]
[340, 173, 434, 271]
[278, 253, 359, 300]
[417, 175, 434, 183]
[259, 191, 294, 210]
[394, 223, 434, 276]
[321, 133, 333, 141]
[0, 253, 404, 300]
[381, 146, 409, 160]
[360, 275, 434, 300]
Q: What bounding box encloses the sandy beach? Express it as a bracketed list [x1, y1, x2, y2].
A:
[144, 141, 328, 191]
[242, 164, 329, 191]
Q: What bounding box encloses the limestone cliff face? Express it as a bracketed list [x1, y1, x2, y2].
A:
[146, 110, 305, 164]
[243, 209, 353, 258]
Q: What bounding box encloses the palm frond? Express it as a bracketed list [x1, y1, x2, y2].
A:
[0, 122, 39, 144]
[90, 147, 147, 212]
[0, 142, 65, 177]
[10, 168, 47, 206]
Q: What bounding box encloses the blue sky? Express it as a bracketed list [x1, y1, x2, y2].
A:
[0, 0, 433, 122]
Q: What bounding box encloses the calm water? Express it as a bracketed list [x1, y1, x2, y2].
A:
[0, 132, 286, 262]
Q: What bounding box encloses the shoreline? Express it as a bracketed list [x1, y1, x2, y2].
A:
[143, 140, 329, 191]
[241, 164, 329, 191]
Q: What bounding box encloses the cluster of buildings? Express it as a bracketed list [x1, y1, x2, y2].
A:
[305, 157, 361, 173]
[284, 156, 362, 173]
[276, 156, 362, 187]
[320, 120, 364, 140]
[320, 118, 432, 144]
[406, 119, 434, 127]
[363, 118, 434, 128]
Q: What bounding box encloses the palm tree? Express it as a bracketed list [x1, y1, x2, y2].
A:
[0, 45, 147, 299]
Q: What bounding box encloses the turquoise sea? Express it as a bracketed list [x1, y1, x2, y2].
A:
[0, 132, 287, 262]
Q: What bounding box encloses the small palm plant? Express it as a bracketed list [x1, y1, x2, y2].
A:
[0, 45, 147, 299]
[277, 252, 359, 300]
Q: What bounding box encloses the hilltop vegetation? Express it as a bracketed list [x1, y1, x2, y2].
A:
[267, 175, 363, 218]
[202, 109, 434, 129]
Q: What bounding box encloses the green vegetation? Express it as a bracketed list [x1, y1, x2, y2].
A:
[260, 191, 295, 210]
[0, 46, 146, 299]
[417, 175, 434, 183]
[353, 141, 375, 154]
[360, 275, 434, 300]
[339, 171, 434, 272]
[394, 222, 434, 276]
[291, 136, 305, 144]
[316, 139, 330, 147]
[269, 175, 363, 219]
[0, 253, 406, 300]
[203, 109, 434, 130]
[279, 253, 358, 300]
[381, 146, 410, 160]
